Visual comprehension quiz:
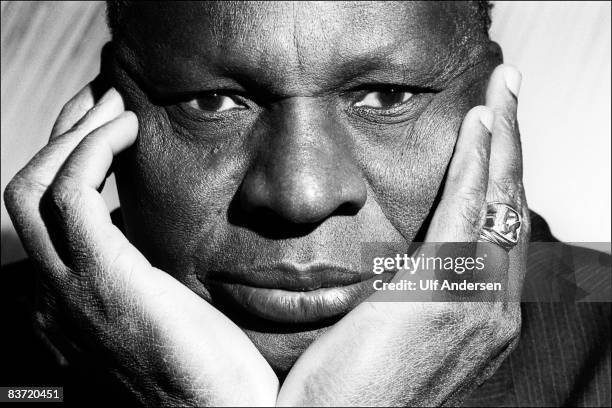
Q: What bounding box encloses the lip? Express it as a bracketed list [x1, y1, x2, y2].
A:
[206, 264, 394, 323]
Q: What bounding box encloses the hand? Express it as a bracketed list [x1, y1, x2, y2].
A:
[4, 82, 278, 406]
[277, 64, 530, 406]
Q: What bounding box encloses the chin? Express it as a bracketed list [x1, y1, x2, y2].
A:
[183, 271, 341, 376]
[207, 287, 339, 376]
[243, 326, 331, 377]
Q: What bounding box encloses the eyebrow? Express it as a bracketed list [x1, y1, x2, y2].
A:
[334, 57, 446, 92]
[331, 38, 489, 94]
[319, 40, 428, 87]
[112, 38, 464, 104]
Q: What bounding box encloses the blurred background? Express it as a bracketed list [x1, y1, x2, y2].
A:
[1, 1, 611, 264]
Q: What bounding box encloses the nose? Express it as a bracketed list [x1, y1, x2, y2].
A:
[239, 98, 367, 227]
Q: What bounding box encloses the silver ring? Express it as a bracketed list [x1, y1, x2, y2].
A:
[478, 202, 522, 251]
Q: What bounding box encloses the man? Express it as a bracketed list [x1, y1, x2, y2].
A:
[2, 1, 610, 406]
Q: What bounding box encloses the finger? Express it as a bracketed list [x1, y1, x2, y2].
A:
[426, 105, 494, 242]
[484, 65, 529, 301]
[50, 82, 97, 139]
[24, 87, 125, 188]
[486, 64, 523, 201]
[4, 88, 125, 268]
[485, 65, 529, 247]
[58, 111, 137, 190]
[44, 111, 138, 270]
[50, 75, 115, 139]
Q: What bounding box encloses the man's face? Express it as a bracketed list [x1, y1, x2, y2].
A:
[108, 1, 499, 373]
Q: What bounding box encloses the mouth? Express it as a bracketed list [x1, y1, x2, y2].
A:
[206, 264, 395, 323]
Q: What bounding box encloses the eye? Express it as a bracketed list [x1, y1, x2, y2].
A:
[186, 93, 246, 112]
[354, 88, 413, 109]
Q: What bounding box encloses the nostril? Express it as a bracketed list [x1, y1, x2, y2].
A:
[230, 169, 367, 238]
[228, 196, 322, 239]
[334, 201, 363, 217]
[236, 163, 368, 226]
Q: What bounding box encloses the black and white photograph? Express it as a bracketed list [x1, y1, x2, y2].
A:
[1, 1, 611, 406]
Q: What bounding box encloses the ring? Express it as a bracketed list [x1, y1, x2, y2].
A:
[478, 202, 522, 251]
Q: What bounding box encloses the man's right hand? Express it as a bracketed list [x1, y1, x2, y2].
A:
[3, 82, 278, 406]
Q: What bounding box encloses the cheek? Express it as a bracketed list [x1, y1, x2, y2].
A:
[114, 103, 249, 279]
[358, 89, 477, 242]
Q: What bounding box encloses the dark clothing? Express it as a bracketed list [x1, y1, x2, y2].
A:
[464, 213, 611, 407]
[1, 212, 610, 406]
[466, 303, 611, 406]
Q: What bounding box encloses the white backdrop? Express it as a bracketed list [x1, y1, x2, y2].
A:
[1, 1, 610, 264]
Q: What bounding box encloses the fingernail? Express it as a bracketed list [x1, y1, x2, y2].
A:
[480, 108, 495, 133]
[503, 66, 522, 97]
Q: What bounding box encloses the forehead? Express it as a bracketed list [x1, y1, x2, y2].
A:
[119, 1, 477, 95]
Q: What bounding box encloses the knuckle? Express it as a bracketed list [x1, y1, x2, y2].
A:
[47, 177, 82, 216]
[70, 105, 98, 132]
[479, 304, 522, 346]
[453, 185, 486, 231]
[413, 302, 465, 332]
[49, 127, 83, 146]
[496, 111, 517, 134]
[428, 305, 467, 331]
[3, 174, 44, 213]
[424, 303, 522, 349]
[457, 181, 486, 204]
[473, 142, 489, 168]
[3, 179, 24, 212]
[498, 307, 522, 344]
[459, 201, 486, 232]
[72, 129, 107, 158]
[489, 178, 521, 202]
[60, 96, 88, 122]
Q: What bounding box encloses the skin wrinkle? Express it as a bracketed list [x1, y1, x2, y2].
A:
[291, 3, 302, 75]
[293, 314, 456, 405]
[103, 2, 500, 374]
